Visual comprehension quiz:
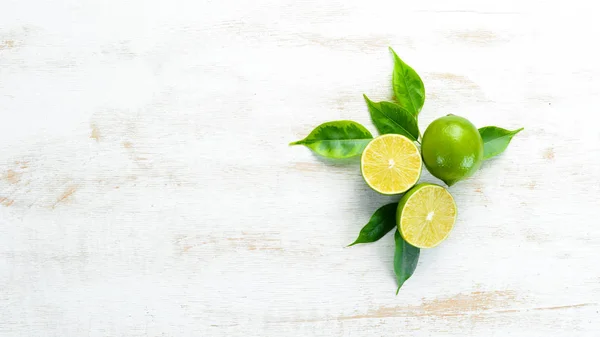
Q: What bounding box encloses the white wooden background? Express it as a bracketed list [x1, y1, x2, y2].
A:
[1, 1, 599, 336]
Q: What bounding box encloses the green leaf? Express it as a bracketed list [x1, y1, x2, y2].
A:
[290, 120, 373, 159]
[390, 47, 425, 117]
[363, 95, 419, 141]
[478, 126, 524, 160]
[394, 230, 419, 294]
[348, 203, 397, 246]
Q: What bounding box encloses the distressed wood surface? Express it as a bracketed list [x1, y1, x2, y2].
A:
[1, 1, 599, 336]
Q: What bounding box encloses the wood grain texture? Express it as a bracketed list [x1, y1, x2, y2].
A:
[1, 0, 600, 336]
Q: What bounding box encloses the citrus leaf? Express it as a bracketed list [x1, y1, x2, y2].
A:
[290, 120, 373, 159]
[363, 95, 419, 141]
[348, 203, 397, 246]
[390, 47, 425, 117]
[478, 126, 524, 160]
[394, 230, 419, 294]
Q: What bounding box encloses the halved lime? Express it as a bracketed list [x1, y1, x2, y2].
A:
[360, 134, 421, 195]
[397, 183, 457, 248]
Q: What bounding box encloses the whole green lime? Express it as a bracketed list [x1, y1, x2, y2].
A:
[421, 115, 483, 186]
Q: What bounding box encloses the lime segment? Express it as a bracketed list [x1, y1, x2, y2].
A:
[360, 134, 422, 195]
[397, 183, 457, 248]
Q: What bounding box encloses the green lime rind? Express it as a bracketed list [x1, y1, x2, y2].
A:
[421, 115, 484, 186]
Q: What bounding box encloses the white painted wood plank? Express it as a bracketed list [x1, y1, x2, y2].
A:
[1, 0, 599, 336]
